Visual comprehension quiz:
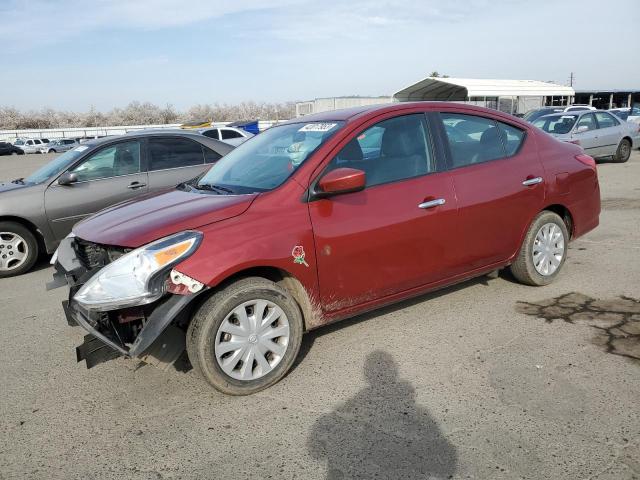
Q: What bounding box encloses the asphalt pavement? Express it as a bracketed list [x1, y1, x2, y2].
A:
[0, 151, 638, 479]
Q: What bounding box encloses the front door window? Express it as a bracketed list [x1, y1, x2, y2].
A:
[70, 141, 141, 181]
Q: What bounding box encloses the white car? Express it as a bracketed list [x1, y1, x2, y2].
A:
[13, 138, 47, 154]
[563, 104, 597, 112]
[198, 126, 254, 146]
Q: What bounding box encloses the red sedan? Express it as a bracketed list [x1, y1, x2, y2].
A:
[52, 102, 600, 395]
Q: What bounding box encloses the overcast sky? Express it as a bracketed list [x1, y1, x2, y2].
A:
[1, 0, 638, 111]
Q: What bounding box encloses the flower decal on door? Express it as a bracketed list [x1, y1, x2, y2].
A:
[292, 245, 309, 267]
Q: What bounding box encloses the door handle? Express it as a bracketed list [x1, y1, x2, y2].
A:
[127, 182, 147, 189]
[522, 177, 543, 186]
[418, 198, 446, 209]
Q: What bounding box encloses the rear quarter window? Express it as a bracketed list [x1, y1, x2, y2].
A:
[497, 122, 526, 156]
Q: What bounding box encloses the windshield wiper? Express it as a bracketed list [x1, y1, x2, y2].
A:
[11, 178, 25, 184]
[195, 183, 235, 194]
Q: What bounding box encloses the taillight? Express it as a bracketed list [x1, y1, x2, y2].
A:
[575, 154, 596, 169]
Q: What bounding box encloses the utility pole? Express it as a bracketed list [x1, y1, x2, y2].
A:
[569, 72, 574, 87]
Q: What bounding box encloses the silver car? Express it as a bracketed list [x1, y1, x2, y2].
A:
[39, 138, 79, 154]
[533, 111, 635, 162]
[0, 131, 232, 277]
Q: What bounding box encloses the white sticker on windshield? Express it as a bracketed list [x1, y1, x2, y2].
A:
[74, 146, 88, 152]
[298, 123, 337, 132]
[560, 116, 575, 120]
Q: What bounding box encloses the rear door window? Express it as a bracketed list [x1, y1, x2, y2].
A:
[440, 113, 506, 167]
[594, 112, 619, 128]
[149, 137, 205, 171]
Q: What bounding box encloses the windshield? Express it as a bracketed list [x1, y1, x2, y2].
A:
[533, 114, 579, 134]
[611, 110, 629, 120]
[523, 108, 561, 122]
[24, 146, 88, 184]
[14, 140, 24, 146]
[197, 121, 344, 193]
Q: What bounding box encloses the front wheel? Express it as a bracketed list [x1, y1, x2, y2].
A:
[0, 222, 39, 278]
[49, 149, 57, 153]
[510, 211, 568, 286]
[613, 138, 631, 163]
[187, 277, 304, 395]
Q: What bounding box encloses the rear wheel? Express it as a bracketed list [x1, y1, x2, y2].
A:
[510, 211, 568, 286]
[613, 138, 631, 163]
[0, 222, 39, 278]
[49, 149, 57, 153]
[187, 277, 304, 395]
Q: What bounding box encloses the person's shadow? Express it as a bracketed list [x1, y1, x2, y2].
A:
[308, 351, 457, 479]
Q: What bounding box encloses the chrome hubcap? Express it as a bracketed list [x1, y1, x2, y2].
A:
[621, 142, 630, 158]
[532, 223, 565, 276]
[0, 232, 28, 271]
[214, 299, 290, 381]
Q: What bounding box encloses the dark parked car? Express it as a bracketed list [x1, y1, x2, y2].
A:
[0, 131, 232, 277]
[523, 105, 594, 123]
[51, 102, 600, 395]
[0, 142, 24, 156]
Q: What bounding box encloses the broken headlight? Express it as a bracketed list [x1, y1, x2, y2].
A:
[74, 231, 202, 311]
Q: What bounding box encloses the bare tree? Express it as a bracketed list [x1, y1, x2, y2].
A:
[0, 100, 297, 130]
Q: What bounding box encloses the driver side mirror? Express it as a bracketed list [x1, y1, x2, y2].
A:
[315, 168, 366, 198]
[575, 125, 589, 134]
[58, 172, 78, 186]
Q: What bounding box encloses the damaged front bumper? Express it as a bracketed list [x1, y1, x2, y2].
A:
[48, 236, 204, 369]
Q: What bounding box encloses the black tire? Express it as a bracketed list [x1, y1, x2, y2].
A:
[187, 277, 304, 395]
[510, 211, 568, 286]
[49, 149, 57, 153]
[613, 138, 631, 163]
[11, 151, 18, 156]
[0, 221, 39, 278]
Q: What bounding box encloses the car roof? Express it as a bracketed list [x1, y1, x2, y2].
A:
[81, 130, 234, 153]
[537, 111, 585, 120]
[279, 101, 524, 125]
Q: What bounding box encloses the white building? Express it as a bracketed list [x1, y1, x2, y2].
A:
[295, 96, 394, 117]
[393, 77, 576, 115]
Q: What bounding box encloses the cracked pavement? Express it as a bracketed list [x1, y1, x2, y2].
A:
[1, 151, 639, 479]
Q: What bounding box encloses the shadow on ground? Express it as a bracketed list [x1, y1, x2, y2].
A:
[308, 350, 457, 479]
[516, 293, 640, 362]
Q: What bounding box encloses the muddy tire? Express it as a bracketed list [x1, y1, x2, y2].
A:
[613, 138, 631, 163]
[0, 221, 39, 278]
[187, 277, 304, 395]
[510, 211, 568, 286]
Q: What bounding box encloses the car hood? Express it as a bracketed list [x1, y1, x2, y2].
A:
[0, 181, 32, 193]
[547, 132, 570, 140]
[73, 188, 258, 248]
